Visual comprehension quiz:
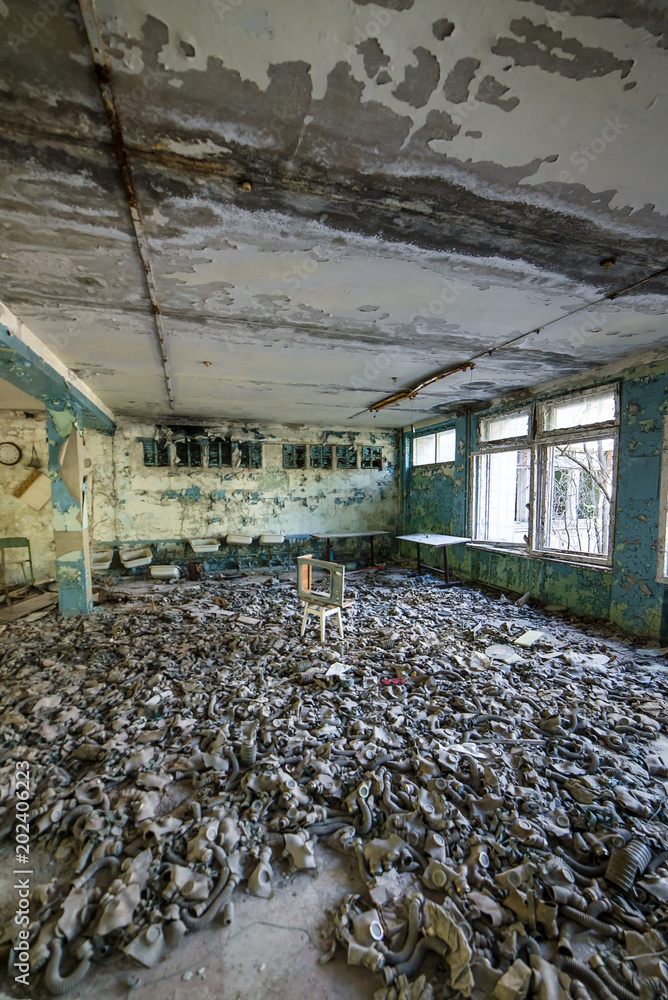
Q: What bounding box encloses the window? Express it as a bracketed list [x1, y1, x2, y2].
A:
[361, 446, 383, 470]
[437, 430, 456, 463]
[283, 444, 306, 469]
[413, 433, 435, 466]
[336, 445, 357, 469]
[540, 390, 616, 432]
[474, 449, 531, 544]
[310, 445, 332, 469]
[175, 438, 202, 467]
[472, 387, 619, 563]
[238, 442, 262, 468]
[538, 439, 615, 557]
[480, 409, 530, 443]
[142, 439, 169, 467]
[208, 437, 232, 468]
[412, 429, 455, 465]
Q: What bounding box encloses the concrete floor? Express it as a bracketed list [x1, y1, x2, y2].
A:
[0, 844, 375, 1000]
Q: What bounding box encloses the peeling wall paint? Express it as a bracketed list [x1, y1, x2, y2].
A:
[404, 359, 668, 640]
[86, 418, 398, 560]
[0, 410, 55, 582]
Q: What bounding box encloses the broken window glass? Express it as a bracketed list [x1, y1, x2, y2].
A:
[208, 437, 232, 468]
[283, 445, 307, 469]
[142, 439, 170, 467]
[361, 446, 383, 470]
[310, 445, 332, 469]
[336, 445, 358, 469]
[238, 442, 262, 468]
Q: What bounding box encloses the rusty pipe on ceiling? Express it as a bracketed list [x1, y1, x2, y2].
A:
[77, 0, 175, 410]
[364, 264, 668, 416]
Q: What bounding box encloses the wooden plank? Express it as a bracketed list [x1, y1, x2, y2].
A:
[0, 591, 58, 622]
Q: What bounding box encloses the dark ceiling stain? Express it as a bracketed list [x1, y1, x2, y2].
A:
[432, 19, 455, 40]
[356, 38, 390, 79]
[299, 62, 413, 167]
[407, 109, 461, 151]
[492, 17, 635, 79]
[443, 57, 481, 103]
[517, 0, 668, 50]
[392, 47, 441, 107]
[476, 75, 520, 112]
[352, 0, 414, 8]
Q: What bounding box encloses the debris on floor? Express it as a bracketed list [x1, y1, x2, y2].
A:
[0, 570, 667, 999]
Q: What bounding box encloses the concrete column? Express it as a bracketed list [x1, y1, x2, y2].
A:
[46, 404, 93, 617]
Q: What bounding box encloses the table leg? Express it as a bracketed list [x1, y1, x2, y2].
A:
[326, 539, 331, 562]
[444, 546, 450, 585]
[369, 535, 375, 566]
[416, 543, 422, 575]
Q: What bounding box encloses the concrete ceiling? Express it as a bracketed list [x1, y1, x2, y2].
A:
[0, 0, 667, 428]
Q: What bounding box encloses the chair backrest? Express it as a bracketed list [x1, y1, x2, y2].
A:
[296, 554, 346, 606]
[0, 537, 31, 550]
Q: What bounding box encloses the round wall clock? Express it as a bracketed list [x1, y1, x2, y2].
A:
[0, 442, 22, 466]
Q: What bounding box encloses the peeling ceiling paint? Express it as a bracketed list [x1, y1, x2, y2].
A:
[0, 0, 666, 427]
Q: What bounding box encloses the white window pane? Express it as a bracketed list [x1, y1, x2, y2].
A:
[474, 449, 531, 542]
[541, 390, 616, 431]
[480, 409, 530, 442]
[541, 438, 614, 557]
[436, 429, 456, 463]
[413, 434, 435, 465]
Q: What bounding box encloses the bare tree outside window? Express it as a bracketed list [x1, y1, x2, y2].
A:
[544, 438, 614, 556]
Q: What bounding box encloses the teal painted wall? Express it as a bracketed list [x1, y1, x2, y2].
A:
[404, 361, 668, 641]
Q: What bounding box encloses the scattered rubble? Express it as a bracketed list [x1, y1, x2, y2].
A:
[0, 571, 667, 998]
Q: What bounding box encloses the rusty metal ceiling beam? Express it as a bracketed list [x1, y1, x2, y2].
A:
[77, 0, 175, 410]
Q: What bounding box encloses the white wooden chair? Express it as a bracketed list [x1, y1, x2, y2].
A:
[297, 554, 354, 643]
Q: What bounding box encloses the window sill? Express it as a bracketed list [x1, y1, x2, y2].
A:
[466, 542, 613, 573]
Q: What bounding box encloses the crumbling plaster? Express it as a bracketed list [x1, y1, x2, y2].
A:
[404, 358, 668, 640]
[0, 1, 666, 425]
[0, 411, 55, 582]
[86, 419, 398, 556]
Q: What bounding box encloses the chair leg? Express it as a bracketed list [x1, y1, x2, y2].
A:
[320, 609, 326, 644]
[337, 608, 343, 638]
[300, 603, 309, 637]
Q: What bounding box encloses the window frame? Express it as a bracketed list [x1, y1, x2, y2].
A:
[530, 426, 618, 566]
[282, 444, 307, 469]
[141, 438, 170, 467]
[336, 445, 358, 469]
[361, 446, 383, 470]
[411, 426, 456, 467]
[238, 442, 263, 469]
[174, 437, 203, 468]
[208, 436, 232, 468]
[470, 385, 620, 567]
[310, 445, 333, 469]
